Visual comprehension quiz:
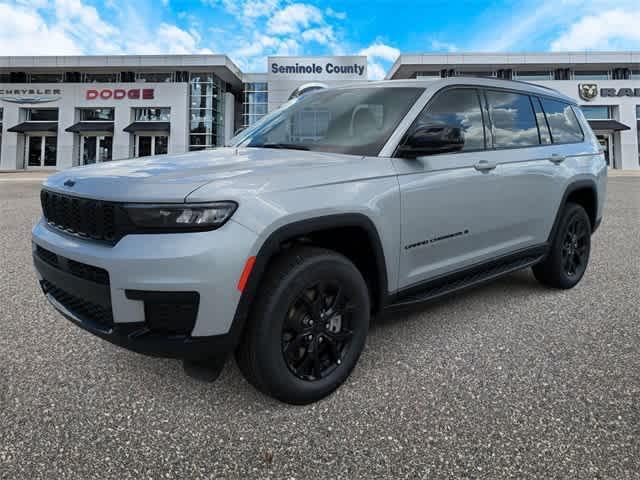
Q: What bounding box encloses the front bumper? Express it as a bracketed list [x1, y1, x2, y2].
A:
[43, 289, 234, 360]
[32, 218, 259, 360]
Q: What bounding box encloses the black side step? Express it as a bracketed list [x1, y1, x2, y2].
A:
[388, 247, 547, 310]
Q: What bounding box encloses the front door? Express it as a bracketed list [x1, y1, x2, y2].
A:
[26, 135, 57, 168]
[393, 87, 505, 289]
[81, 135, 113, 165]
[136, 135, 168, 157]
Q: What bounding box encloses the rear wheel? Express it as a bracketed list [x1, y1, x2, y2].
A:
[533, 202, 591, 289]
[236, 246, 370, 404]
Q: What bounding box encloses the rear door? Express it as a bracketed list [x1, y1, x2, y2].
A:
[480, 89, 560, 252]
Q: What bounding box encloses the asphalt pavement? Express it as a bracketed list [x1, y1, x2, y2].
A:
[0, 177, 638, 479]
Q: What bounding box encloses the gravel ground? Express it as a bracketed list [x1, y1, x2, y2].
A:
[0, 178, 638, 479]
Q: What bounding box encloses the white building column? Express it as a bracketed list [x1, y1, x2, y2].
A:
[0, 104, 20, 170]
[619, 104, 639, 170]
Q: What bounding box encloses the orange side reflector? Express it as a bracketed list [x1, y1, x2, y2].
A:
[237, 256, 256, 292]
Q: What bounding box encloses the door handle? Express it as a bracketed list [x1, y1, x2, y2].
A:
[549, 153, 566, 164]
[474, 160, 497, 172]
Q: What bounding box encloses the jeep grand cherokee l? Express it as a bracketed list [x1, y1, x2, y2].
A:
[33, 78, 606, 404]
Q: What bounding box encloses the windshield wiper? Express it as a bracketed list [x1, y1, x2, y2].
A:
[258, 143, 310, 151]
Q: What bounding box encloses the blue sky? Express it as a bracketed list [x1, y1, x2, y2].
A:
[2, 0, 640, 78]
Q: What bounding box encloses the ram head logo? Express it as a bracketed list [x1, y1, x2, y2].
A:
[579, 84, 598, 101]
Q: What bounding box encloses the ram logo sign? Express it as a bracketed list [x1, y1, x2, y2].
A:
[578, 84, 598, 101]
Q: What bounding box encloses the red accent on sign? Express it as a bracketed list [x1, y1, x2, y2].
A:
[84, 88, 155, 101]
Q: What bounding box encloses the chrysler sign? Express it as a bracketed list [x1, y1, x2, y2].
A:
[579, 83, 640, 101]
[0, 88, 62, 104]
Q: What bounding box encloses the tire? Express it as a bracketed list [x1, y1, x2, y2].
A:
[533, 202, 592, 289]
[236, 246, 370, 405]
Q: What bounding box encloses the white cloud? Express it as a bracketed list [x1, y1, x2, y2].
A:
[550, 9, 640, 50]
[358, 42, 400, 80]
[358, 42, 400, 62]
[325, 7, 346, 20]
[301, 26, 335, 45]
[430, 40, 458, 52]
[267, 3, 323, 35]
[243, 0, 280, 19]
[0, 3, 83, 55]
[54, 0, 118, 37]
[0, 0, 216, 56]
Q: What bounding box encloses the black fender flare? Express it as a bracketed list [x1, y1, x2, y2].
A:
[547, 179, 599, 243]
[226, 213, 389, 351]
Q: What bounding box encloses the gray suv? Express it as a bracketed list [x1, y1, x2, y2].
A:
[32, 78, 606, 404]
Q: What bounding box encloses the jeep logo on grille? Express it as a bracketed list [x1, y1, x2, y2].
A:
[63, 178, 75, 188]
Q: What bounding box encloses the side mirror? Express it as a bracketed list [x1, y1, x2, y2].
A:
[397, 124, 464, 158]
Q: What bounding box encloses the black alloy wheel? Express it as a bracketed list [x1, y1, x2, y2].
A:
[282, 282, 355, 381]
[236, 246, 370, 404]
[533, 202, 592, 289]
[560, 213, 590, 278]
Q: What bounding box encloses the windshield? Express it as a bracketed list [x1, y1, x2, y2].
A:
[231, 87, 424, 156]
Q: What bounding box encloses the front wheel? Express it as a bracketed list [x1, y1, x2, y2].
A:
[236, 247, 370, 404]
[533, 202, 592, 289]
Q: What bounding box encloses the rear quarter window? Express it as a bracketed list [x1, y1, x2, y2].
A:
[485, 90, 540, 148]
[540, 98, 584, 144]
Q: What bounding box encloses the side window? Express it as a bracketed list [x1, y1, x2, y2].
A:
[540, 98, 584, 144]
[532, 97, 552, 144]
[485, 90, 540, 148]
[410, 88, 486, 153]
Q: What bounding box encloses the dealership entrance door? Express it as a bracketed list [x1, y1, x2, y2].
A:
[136, 134, 168, 157]
[81, 135, 113, 165]
[596, 134, 613, 167]
[26, 135, 57, 168]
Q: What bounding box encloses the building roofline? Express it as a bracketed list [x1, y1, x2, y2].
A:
[0, 54, 244, 85]
[386, 51, 640, 79]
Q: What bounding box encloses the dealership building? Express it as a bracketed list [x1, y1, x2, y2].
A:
[1, 51, 640, 171]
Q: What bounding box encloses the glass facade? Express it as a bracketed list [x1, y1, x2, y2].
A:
[414, 71, 441, 79]
[515, 71, 553, 80]
[133, 107, 171, 122]
[29, 73, 64, 83]
[80, 108, 115, 121]
[189, 72, 226, 150]
[27, 108, 58, 121]
[135, 72, 174, 83]
[454, 71, 496, 78]
[83, 72, 120, 83]
[580, 106, 612, 120]
[573, 71, 610, 80]
[242, 82, 268, 128]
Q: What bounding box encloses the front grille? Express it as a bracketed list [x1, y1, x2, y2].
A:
[35, 246, 110, 285]
[40, 190, 119, 243]
[42, 279, 114, 327]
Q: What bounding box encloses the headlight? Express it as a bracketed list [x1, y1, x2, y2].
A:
[124, 202, 237, 232]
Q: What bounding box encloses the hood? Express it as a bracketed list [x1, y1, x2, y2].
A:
[42, 147, 370, 203]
